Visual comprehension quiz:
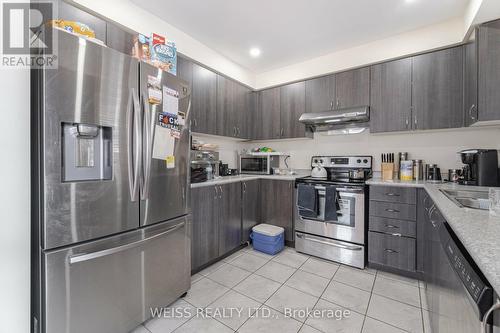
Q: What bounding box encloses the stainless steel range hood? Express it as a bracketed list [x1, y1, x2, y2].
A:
[299, 106, 370, 132]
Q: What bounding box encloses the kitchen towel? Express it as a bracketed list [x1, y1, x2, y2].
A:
[297, 184, 318, 218]
[324, 186, 339, 222]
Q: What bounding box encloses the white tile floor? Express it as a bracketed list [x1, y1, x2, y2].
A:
[133, 247, 429, 333]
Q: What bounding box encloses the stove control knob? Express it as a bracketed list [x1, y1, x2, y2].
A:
[357, 159, 361, 163]
[314, 159, 318, 164]
[319, 159, 324, 164]
[363, 159, 368, 164]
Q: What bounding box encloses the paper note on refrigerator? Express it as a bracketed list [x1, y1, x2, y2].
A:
[152, 125, 175, 160]
[162, 86, 179, 115]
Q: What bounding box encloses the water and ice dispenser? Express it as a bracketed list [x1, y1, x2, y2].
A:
[62, 123, 112, 182]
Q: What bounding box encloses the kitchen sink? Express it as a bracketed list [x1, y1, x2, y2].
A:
[440, 189, 490, 210]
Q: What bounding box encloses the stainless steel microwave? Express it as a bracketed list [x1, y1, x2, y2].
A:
[239, 154, 280, 174]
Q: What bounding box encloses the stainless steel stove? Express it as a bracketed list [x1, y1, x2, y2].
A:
[294, 155, 372, 269]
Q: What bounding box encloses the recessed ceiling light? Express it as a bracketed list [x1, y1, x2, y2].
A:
[249, 47, 261, 57]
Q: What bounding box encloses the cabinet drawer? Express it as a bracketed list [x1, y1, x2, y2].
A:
[368, 231, 416, 272]
[369, 201, 416, 221]
[369, 216, 416, 238]
[370, 186, 417, 204]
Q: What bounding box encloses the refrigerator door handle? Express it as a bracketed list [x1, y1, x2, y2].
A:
[140, 93, 156, 200]
[69, 221, 185, 264]
[127, 88, 141, 201]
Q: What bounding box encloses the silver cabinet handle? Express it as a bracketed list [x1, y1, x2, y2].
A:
[336, 98, 340, 108]
[390, 233, 402, 237]
[296, 233, 363, 251]
[469, 104, 476, 121]
[384, 248, 399, 254]
[385, 224, 399, 229]
[243, 182, 247, 192]
[214, 186, 218, 199]
[414, 115, 418, 129]
[141, 94, 155, 200]
[219, 185, 223, 199]
[385, 193, 400, 197]
[237, 127, 241, 137]
[405, 116, 409, 129]
[69, 221, 185, 264]
[192, 118, 197, 128]
[482, 301, 500, 333]
[280, 128, 284, 137]
[127, 88, 141, 202]
[385, 208, 400, 213]
[330, 101, 333, 109]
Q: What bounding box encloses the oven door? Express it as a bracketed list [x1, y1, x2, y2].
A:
[240, 156, 268, 174]
[295, 185, 365, 245]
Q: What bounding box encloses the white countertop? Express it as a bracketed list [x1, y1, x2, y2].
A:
[367, 177, 500, 294]
[190, 171, 310, 188]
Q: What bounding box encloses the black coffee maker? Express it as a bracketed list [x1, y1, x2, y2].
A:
[459, 149, 499, 186]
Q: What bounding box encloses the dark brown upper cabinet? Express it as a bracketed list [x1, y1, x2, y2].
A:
[335, 67, 370, 109]
[280, 81, 307, 139]
[192, 63, 218, 134]
[370, 58, 412, 133]
[478, 21, 500, 122]
[257, 87, 281, 140]
[412, 47, 464, 130]
[305, 75, 336, 113]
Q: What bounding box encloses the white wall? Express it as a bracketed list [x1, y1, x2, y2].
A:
[0, 69, 31, 331]
[72, 0, 256, 87]
[255, 18, 465, 89]
[243, 127, 500, 172]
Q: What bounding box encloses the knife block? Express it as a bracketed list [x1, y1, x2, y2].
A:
[381, 163, 394, 181]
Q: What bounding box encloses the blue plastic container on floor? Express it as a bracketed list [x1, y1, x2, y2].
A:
[250, 224, 285, 255]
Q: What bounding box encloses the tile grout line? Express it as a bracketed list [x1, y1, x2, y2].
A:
[360, 268, 378, 333]
[197, 248, 280, 332]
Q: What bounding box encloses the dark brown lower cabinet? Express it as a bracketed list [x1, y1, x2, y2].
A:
[242, 180, 260, 243]
[218, 182, 242, 255]
[368, 232, 416, 272]
[191, 182, 242, 272]
[191, 186, 219, 271]
[368, 185, 418, 275]
[260, 179, 294, 242]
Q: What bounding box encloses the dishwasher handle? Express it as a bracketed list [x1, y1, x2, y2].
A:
[482, 301, 500, 333]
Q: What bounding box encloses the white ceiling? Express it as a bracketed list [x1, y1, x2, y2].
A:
[132, 0, 470, 73]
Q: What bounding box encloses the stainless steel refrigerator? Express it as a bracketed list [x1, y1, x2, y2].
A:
[32, 30, 191, 333]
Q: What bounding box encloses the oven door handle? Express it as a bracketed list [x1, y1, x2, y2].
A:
[296, 233, 363, 251]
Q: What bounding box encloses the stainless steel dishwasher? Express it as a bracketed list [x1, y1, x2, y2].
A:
[429, 221, 496, 332]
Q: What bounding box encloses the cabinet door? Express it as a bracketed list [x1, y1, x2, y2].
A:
[464, 35, 478, 126]
[242, 180, 260, 242]
[305, 75, 336, 113]
[416, 189, 427, 274]
[258, 88, 281, 139]
[260, 180, 294, 242]
[370, 58, 412, 133]
[216, 75, 236, 137]
[280, 81, 306, 138]
[191, 186, 219, 271]
[218, 182, 242, 255]
[412, 47, 464, 130]
[335, 67, 370, 109]
[478, 23, 500, 121]
[244, 91, 258, 140]
[177, 56, 193, 87]
[234, 83, 251, 139]
[192, 64, 217, 134]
